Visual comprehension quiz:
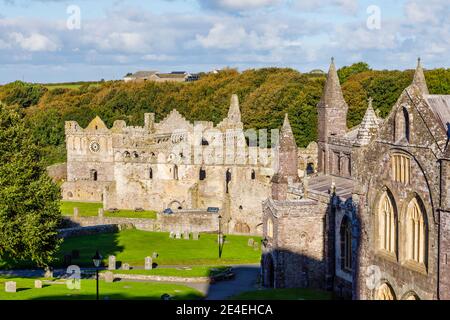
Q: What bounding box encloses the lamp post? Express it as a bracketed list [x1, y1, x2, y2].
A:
[92, 250, 102, 301]
[218, 215, 223, 258]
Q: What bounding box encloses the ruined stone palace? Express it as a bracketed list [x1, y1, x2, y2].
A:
[62, 95, 317, 235]
[261, 58, 450, 300]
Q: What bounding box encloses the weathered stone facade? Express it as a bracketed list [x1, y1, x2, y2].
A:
[62, 95, 317, 235]
[262, 58, 450, 300]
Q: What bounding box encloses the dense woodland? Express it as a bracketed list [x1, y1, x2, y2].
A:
[1, 63, 450, 166]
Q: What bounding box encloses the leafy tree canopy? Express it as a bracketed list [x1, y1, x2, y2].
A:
[0, 103, 62, 266]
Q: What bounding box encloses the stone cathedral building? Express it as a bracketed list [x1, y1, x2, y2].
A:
[262, 58, 450, 300]
[62, 94, 317, 235]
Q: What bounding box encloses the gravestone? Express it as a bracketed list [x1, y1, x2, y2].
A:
[98, 208, 104, 218]
[247, 238, 254, 247]
[44, 267, 53, 279]
[73, 207, 79, 218]
[71, 250, 80, 259]
[183, 231, 190, 240]
[122, 263, 130, 270]
[193, 232, 199, 240]
[34, 280, 43, 289]
[169, 231, 174, 238]
[175, 231, 181, 239]
[108, 255, 116, 270]
[104, 271, 114, 283]
[152, 252, 158, 259]
[145, 257, 153, 270]
[5, 281, 16, 293]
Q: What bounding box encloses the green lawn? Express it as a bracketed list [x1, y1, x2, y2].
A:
[103, 266, 230, 278]
[44, 83, 102, 90]
[57, 229, 261, 267]
[0, 277, 203, 300]
[61, 201, 157, 219]
[229, 288, 332, 300]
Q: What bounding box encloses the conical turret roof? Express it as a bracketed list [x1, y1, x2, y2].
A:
[412, 58, 429, 94]
[355, 98, 381, 146]
[319, 57, 348, 108]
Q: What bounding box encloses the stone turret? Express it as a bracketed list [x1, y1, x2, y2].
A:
[317, 58, 349, 173]
[317, 57, 349, 141]
[271, 114, 300, 200]
[412, 58, 429, 95]
[228, 94, 241, 123]
[355, 98, 381, 146]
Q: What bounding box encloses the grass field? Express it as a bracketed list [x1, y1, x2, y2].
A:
[0, 277, 203, 300]
[229, 288, 332, 300]
[103, 266, 230, 278]
[57, 229, 261, 267]
[44, 82, 102, 90]
[61, 201, 157, 219]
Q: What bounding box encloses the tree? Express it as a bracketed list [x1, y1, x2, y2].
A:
[0, 103, 62, 267]
[338, 62, 371, 83]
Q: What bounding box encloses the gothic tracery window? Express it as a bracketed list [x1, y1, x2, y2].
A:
[340, 216, 352, 272]
[405, 197, 426, 265]
[378, 191, 396, 255]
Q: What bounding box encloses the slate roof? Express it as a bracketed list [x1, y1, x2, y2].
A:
[424, 95, 450, 131]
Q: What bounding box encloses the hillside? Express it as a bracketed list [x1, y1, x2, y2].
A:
[1, 64, 450, 166]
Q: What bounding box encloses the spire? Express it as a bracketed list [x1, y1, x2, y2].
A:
[280, 113, 297, 150]
[412, 57, 429, 94]
[355, 97, 381, 146]
[228, 94, 241, 122]
[271, 113, 300, 200]
[319, 57, 348, 108]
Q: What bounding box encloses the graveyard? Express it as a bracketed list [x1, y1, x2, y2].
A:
[57, 229, 262, 267]
[0, 228, 264, 300]
[0, 277, 204, 300]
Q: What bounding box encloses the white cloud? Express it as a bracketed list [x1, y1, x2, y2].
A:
[9, 32, 59, 52]
[197, 0, 282, 11]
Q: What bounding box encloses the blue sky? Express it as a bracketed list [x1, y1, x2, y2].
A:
[0, 0, 448, 83]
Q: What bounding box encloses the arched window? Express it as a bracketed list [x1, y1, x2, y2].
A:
[173, 165, 179, 180]
[376, 283, 396, 300]
[340, 216, 352, 272]
[267, 218, 274, 238]
[378, 191, 396, 255]
[395, 107, 410, 142]
[403, 107, 410, 142]
[149, 168, 153, 179]
[199, 167, 206, 181]
[405, 198, 426, 265]
[251, 169, 256, 180]
[90, 169, 98, 181]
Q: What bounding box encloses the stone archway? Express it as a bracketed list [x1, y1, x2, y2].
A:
[168, 200, 183, 211]
[263, 254, 275, 288]
[376, 282, 396, 300]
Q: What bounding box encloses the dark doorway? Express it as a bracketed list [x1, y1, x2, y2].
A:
[264, 254, 275, 288]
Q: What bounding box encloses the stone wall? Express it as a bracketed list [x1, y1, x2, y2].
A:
[46, 163, 67, 182]
[62, 210, 221, 233]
